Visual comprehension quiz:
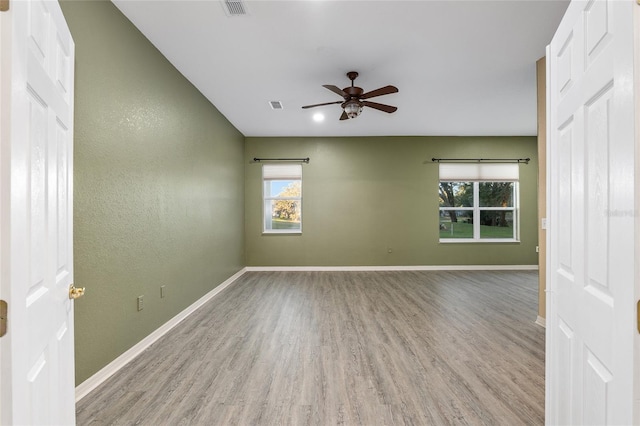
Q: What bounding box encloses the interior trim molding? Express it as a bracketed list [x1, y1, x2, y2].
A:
[245, 265, 539, 272]
[535, 315, 546, 328]
[75, 267, 248, 402]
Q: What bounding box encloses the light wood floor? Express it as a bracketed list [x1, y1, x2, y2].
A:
[77, 270, 545, 425]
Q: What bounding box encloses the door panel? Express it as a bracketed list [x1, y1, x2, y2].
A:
[583, 349, 611, 425]
[547, 0, 636, 424]
[556, 319, 574, 425]
[0, 0, 76, 424]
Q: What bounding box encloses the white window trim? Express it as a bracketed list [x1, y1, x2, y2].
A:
[262, 164, 302, 234]
[439, 181, 520, 243]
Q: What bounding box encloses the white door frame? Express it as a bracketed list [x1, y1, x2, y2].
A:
[634, 4, 640, 423]
[0, 2, 13, 421]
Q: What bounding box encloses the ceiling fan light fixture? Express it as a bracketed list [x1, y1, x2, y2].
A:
[344, 100, 362, 119]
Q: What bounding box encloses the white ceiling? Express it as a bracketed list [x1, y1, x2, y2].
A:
[111, 0, 570, 137]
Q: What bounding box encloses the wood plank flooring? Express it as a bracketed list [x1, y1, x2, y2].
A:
[76, 270, 545, 425]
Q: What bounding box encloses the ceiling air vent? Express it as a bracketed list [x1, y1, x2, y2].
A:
[269, 101, 283, 110]
[223, 0, 248, 16]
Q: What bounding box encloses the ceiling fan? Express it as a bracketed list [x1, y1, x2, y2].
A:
[301, 71, 398, 120]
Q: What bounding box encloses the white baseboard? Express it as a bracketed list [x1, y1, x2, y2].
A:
[75, 267, 248, 402]
[245, 265, 539, 272]
[535, 316, 546, 328]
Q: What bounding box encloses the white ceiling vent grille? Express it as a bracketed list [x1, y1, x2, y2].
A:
[269, 101, 283, 110]
[223, 0, 248, 16]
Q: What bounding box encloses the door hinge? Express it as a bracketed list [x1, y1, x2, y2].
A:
[0, 0, 8, 12]
[0, 300, 7, 338]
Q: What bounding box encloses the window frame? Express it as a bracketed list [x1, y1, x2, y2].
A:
[439, 180, 520, 243]
[262, 164, 302, 234]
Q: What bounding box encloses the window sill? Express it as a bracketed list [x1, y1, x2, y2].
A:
[262, 231, 302, 236]
[439, 239, 520, 244]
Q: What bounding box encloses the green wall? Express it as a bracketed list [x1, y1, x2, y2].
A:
[60, 1, 245, 385]
[245, 137, 538, 266]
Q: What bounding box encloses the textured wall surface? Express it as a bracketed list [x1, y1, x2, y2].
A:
[245, 136, 538, 266]
[61, 0, 245, 384]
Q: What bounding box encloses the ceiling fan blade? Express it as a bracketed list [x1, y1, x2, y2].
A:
[323, 84, 348, 98]
[301, 100, 343, 109]
[362, 101, 398, 113]
[361, 85, 398, 100]
[339, 110, 349, 120]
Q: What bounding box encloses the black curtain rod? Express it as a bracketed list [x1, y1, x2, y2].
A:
[253, 157, 310, 163]
[432, 158, 530, 164]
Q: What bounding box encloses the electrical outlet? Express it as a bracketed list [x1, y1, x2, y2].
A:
[160, 286, 165, 298]
[137, 295, 144, 311]
[536, 246, 539, 253]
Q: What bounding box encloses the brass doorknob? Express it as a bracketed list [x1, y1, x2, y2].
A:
[69, 284, 85, 300]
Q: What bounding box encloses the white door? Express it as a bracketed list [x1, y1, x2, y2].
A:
[546, 0, 637, 424]
[0, 0, 76, 424]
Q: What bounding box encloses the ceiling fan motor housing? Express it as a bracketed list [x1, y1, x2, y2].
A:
[344, 86, 364, 97]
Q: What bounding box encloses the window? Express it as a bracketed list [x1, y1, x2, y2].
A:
[438, 163, 519, 242]
[263, 164, 302, 233]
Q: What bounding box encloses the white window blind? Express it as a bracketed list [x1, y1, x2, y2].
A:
[438, 163, 519, 181]
[263, 164, 302, 180]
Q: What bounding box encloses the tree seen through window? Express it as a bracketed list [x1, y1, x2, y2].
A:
[439, 181, 517, 240]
